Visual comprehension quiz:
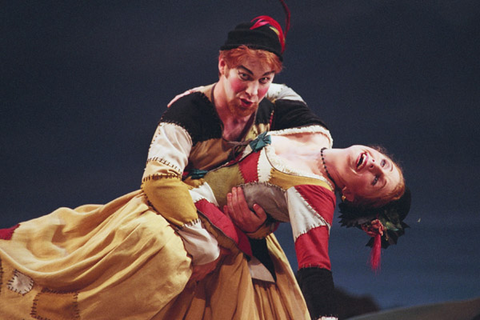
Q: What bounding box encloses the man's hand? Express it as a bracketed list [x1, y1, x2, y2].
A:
[190, 256, 220, 282]
[224, 187, 267, 233]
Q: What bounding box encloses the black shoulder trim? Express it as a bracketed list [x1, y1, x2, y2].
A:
[160, 92, 223, 144]
[272, 100, 329, 131]
[255, 99, 275, 126]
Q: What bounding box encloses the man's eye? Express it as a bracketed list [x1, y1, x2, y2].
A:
[260, 77, 271, 84]
[372, 176, 379, 185]
[239, 72, 249, 80]
[381, 159, 386, 167]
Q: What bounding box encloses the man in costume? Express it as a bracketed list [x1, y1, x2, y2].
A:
[0, 13, 337, 320]
[141, 13, 335, 319]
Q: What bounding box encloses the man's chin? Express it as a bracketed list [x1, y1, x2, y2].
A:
[229, 103, 258, 118]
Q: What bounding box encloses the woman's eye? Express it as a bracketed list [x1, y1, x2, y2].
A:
[372, 175, 379, 185]
[381, 159, 386, 167]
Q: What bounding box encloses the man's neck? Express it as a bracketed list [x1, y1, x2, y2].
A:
[221, 113, 254, 141]
[212, 81, 255, 141]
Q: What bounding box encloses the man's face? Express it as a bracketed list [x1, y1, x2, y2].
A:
[220, 57, 275, 118]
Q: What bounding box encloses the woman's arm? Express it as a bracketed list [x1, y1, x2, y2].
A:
[287, 184, 338, 319]
[223, 187, 267, 232]
[297, 266, 338, 320]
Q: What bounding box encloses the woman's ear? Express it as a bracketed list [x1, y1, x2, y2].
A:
[341, 186, 355, 202]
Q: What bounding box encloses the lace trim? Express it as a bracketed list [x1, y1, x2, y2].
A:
[145, 157, 182, 174]
[269, 125, 333, 146]
[264, 145, 333, 189]
[261, 125, 334, 189]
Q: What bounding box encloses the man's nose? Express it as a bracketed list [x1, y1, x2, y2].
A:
[245, 81, 259, 96]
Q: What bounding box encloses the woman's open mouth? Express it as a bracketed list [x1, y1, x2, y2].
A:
[356, 152, 368, 171]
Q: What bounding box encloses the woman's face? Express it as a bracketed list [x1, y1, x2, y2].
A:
[337, 145, 402, 202]
[219, 57, 275, 117]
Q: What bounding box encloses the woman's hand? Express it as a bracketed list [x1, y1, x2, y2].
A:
[224, 187, 267, 233]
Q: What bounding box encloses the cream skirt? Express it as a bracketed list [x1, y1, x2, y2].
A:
[0, 190, 308, 319]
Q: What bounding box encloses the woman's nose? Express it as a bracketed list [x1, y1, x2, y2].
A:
[369, 158, 386, 174]
[369, 159, 380, 171]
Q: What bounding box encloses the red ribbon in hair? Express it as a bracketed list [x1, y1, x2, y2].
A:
[361, 219, 385, 273]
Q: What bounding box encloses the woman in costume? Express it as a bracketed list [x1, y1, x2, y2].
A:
[0, 5, 410, 319]
[0, 124, 409, 320]
[171, 125, 410, 320]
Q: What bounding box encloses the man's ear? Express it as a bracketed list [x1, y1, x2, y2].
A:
[218, 57, 227, 76]
[341, 186, 355, 202]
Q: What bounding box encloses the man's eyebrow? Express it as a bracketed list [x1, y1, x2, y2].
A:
[238, 65, 253, 75]
[238, 65, 275, 77]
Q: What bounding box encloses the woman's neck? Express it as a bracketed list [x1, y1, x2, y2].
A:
[271, 133, 329, 177]
[318, 148, 346, 190]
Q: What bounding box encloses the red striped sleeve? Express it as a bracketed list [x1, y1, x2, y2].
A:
[295, 226, 331, 270]
[294, 185, 335, 225]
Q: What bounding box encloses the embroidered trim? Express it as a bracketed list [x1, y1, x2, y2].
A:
[189, 183, 219, 207]
[289, 188, 332, 239]
[7, 269, 34, 295]
[31, 287, 80, 320]
[159, 92, 222, 145]
[149, 122, 194, 154]
[244, 181, 286, 192]
[268, 109, 275, 126]
[293, 217, 330, 238]
[145, 157, 182, 174]
[141, 190, 155, 212]
[141, 173, 180, 182]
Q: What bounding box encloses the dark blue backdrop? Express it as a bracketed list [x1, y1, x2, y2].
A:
[2, 0, 479, 310]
